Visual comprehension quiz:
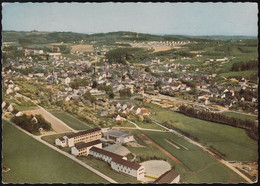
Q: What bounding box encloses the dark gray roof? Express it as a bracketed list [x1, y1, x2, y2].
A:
[154, 168, 180, 183]
[66, 128, 101, 139]
[74, 140, 102, 150]
[90, 146, 123, 160]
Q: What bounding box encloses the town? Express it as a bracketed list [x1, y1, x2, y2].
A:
[2, 30, 258, 184]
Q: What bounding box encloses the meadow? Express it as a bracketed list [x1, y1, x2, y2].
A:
[2, 120, 107, 184]
[144, 103, 258, 162]
[49, 109, 91, 130]
[122, 129, 245, 183]
[222, 112, 257, 121]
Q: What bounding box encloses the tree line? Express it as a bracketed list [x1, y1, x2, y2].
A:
[231, 60, 257, 71]
[178, 105, 257, 140]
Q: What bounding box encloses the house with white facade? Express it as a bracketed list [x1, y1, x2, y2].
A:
[71, 140, 102, 156]
[55, 128, 101, 147]
[89, 147, 145, 180]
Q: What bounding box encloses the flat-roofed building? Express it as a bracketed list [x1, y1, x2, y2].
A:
[103, 130, 135, 144]
[71, 140, 102, 156]
[154, 168, 180, 184]
[55, 128, 101, 147]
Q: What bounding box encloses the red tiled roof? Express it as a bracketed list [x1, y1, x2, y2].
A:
[141, 108, 147, 114]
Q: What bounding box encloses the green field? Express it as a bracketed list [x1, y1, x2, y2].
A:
[131, 120, 165, 130]
[222, 112, 257, 121]
[122, 129, 245, 183]
[49, 109, 91, 130]
[219, 70, 256, 79]
[144, 103, 258, 162]
[2, 120, 107, 183]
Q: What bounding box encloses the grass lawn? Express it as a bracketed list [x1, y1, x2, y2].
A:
[2, 120, 107, 184]
[140, 130, 245, 183]
[49, 109, 91, 130]
[144, 102, 257, 162]
[219, 70, 256, 79]
[222, 112, 257, 121]
[132, 120, 165, 130]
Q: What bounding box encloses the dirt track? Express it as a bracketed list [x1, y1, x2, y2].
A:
[139, 134, 182, 164]
[23, 108, 73, 133]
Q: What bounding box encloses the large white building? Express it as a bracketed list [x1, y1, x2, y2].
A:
[55, 128, 101, 147]
[89, 147, 145, 180]
[71, 140, 102, 156]
[103, 130, 135, 144]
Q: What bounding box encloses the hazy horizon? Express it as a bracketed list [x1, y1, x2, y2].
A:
[2, 29, 257, 37]
[3, 2, 258, 36]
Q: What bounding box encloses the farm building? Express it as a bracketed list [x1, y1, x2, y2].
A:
[89, 147, 145, 180]
[103, 130, 135, 144]
[55, 128, 101, 147]
[154, 168, 180, 184]
[71, 140, 102, 156]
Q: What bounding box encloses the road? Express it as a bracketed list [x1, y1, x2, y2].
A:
[152, 120, 254, 183]
[2, 118, 117, 184]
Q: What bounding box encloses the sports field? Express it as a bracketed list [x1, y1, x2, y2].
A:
[145, 103, 258, 162]
[2, 120, 107, 183]
[49, 109, 91, 130]
[128, 129, 245, 183]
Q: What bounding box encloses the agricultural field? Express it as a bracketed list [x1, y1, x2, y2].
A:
[2, 120, 107, 184]
[131, 120, 165, 130]
[123, 129, 245, 183]
[71, 44, 94, 53]
[222, 112, 257, 121]
[145, 103, 258, 162]
[48, 109, 91, 130]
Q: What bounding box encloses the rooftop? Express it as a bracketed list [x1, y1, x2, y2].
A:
[74, 140, 102, 150]
[90, 146, 123, 160]
[154, 168, 180, 183]
[112, 157, 142, 170]
[104, 130, 133, 138]
[66, 128, 101, 139]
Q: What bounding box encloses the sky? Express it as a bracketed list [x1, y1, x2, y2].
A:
[2, 2, 258, 36]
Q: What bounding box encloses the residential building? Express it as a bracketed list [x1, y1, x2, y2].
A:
[71, 140, 102, 156]
[55, 128, 101, 147]
[89, 147, 145, 180]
